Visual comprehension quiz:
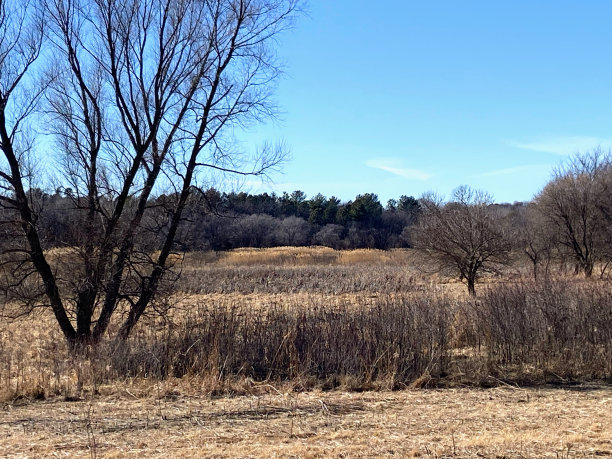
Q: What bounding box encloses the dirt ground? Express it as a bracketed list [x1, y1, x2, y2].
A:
[1, 384, 610, 458]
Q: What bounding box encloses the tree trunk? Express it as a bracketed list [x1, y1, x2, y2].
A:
[467, 275, 476, 297]
[584, 257, 594, 277]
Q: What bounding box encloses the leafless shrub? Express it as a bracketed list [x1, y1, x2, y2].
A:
[86, 279, 612, 387]
[83, 294, 451, 389]
[470, 280, 612, 381]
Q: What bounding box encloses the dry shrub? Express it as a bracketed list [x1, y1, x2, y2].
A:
[95, 294, 451, 390]
[89, 280, 612, 389]
[465, 280, 612, 382]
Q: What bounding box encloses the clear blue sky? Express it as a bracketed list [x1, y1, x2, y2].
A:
[240, 0, 612, 204]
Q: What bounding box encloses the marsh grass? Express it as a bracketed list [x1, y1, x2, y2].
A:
[103, 293, 450, 389]
[187, 247, 418, 267]
[1, 248, 611, 404]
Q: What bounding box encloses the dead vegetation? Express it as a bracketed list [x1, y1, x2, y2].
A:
[1, 385, 610, 457]
[0, 247, 611, 457]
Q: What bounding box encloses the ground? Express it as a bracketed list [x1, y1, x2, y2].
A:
[1, 384, 610, 458]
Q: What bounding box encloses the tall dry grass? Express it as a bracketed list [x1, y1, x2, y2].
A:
[182, 247, 418, 267]
[102, 293, 450, 390]
[0, 248, 611, 402]
[177, 264, 426, 294]
[469, 280, 612, 379]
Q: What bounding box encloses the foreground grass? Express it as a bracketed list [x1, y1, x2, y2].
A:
[1, 384, 610, 458]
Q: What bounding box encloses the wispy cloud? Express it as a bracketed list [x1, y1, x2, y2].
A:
[510, 136, 612, 156]
[478, 164, 549, 178]
[365, 159, 432, 181]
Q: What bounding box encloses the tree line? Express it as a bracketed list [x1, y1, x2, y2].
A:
[31, 189, 422, 251]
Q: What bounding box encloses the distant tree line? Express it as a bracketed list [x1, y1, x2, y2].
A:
[24, 189, 423, 251]
[11, 148, 612, 273]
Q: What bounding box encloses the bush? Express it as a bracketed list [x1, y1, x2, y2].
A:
[101, 294, 451, 389]
[470, 280, 612, 380]
[84, 280, 612, 387]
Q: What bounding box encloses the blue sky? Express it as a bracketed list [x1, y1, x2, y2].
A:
[239, 0, 612, 204]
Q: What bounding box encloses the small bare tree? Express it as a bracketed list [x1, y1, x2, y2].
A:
[412, 186, 511, 296]
[0, 0, 300, 347]
[515, 203, 556, 281]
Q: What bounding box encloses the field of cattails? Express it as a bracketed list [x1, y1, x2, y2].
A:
[1, 247, 610, 401]
[0, 247, 611, 457]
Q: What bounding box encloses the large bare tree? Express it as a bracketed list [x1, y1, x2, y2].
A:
[534, 148, 612, 277]
[412, 186, 511, 296]
[0, 0, 299, 347]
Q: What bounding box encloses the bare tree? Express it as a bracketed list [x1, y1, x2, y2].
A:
[0, 0, 300, 347]
[276, 216, 311, 246]
[514, 203, 556, 281]
[412, 186, 511, 296]
[313, 223, 344, 249]
[592, 152, 612, 277]
[534, 148, 612, 277]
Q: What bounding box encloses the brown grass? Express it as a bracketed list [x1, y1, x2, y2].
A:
[187, 246, 418, 267]
[1, 384, 610, 457]
[1, 247, 611, 457]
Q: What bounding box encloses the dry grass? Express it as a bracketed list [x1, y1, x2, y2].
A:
[1, 384, 610, 457]
[187, 247, 420, 267]
[178, 247, 458, 296]
[1, 247, 611, 457]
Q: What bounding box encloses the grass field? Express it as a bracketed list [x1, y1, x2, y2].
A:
[1, 384, 610, 457]
[1, 247, 611, 457]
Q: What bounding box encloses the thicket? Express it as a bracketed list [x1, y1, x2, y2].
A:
[2, 279, 610, 400]
[106, 281, 612, 386]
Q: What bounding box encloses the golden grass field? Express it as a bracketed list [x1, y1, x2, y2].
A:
[1, 382, 610, 457]
[1, 247, 611, 458]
